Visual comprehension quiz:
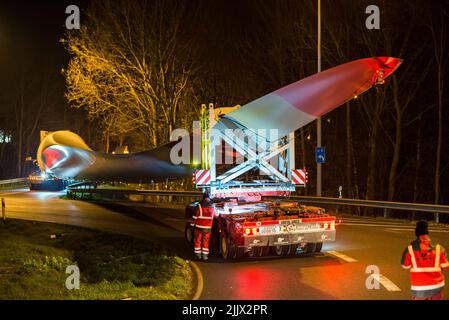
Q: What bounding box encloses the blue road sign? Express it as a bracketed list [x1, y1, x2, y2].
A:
[316, 147, 326, 164]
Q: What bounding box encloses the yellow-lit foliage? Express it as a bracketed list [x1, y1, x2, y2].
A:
[62, 0, 199, 149]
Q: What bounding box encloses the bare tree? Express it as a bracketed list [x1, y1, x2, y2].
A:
[64, 0, 200, 150]
[428, 11, 448, 209]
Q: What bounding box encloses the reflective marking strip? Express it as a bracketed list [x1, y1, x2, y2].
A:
[411, 267, 441, 273]
[195, 170, 210, 185]
[195, 170, 207, 183]
[291, 169, 306, 185]
[411, 282, 445, 291]
[379, 275, 401, 292]
[408, 245, 418, 269]
[441, 262, 449, 268]
[198, 216, 213, 220]
[326, 251, 358, 263]
[402, 265, 411, 269]
[195, 225, 212, 229]
[202, 249, 209, 252]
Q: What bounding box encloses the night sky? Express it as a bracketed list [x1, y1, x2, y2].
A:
[0, 0, 250, 100]
[0, 1, 88, 85]
[1, 1, 448, 205]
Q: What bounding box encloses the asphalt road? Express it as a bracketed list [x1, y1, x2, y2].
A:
[2, 188, 449, 300]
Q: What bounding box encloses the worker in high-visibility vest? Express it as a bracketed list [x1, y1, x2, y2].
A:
[192, 193, 218, 261]
[401, 220, 449, 300]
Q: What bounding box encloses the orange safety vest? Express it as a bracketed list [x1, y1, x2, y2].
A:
[192, 202, 216, 231]
[401, 236, 449, 293]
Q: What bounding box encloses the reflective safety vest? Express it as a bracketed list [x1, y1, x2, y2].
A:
[191, 202, 216, 231]
[401, 236, 449, 293]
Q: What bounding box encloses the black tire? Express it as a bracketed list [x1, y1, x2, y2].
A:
[274, 245, 282, 256]
[185, 224, 194, 245]
[289, 244, 299, 256]
[305, 242, 317, 254]
[260, 245, 270, 257]
[220, 232, 236, 260]
[248, 246, 264, 258]
[315, 242, 323, 253]
[235, 247, 245, 259]
[274, 245, 291, 256]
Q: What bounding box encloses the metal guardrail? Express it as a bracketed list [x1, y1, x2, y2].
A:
[67, 187, 449, 215]
[288, 196, 449, 214]
[67, 187, 201, 201]
[67, 187, 201, 198]
[0, 178, 28, 188]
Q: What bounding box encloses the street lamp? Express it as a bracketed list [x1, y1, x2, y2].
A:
[316, 0, 322, 197]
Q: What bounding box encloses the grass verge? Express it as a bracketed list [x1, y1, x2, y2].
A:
[0, 219, 192, 300]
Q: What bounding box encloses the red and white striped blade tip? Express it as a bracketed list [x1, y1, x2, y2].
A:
[223, 57, 402, 138]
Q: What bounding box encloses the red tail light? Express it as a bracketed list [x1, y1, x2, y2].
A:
[321, 222, 336, 230]
[244, 227, 259, 236]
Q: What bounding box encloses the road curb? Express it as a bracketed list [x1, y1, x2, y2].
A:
[189, 260, 203, 300]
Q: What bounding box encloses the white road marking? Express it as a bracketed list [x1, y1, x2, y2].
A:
[385, 228, 449, 233]
[326, 251, 358, 262]
[164, 217, 183, 221]
[378, 274, 401, 292]
[343, 222, 449, 232]
[343, 222, 413, 228]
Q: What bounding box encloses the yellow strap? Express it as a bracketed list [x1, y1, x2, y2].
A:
[435, 244, 441, 268]
[408, 244, 443, 272]
[408, 245, 418, 269]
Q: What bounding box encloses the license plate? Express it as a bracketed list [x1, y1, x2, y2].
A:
[295, 223, 320, 231]
[259, 225, 281, 234]
[258, 223, 321, 234]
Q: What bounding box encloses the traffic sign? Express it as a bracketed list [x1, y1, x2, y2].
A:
[316, 147, 326, 164]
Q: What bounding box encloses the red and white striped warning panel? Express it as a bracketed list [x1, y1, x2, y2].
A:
[291, 169, 307, 185]
[195, 169, 211, 185]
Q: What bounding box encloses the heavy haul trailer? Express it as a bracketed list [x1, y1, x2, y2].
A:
[185, 104, 337, 259]
[185, 200, 336, 259]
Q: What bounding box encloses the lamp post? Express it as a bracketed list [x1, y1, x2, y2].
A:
[316, 0, 322, 197]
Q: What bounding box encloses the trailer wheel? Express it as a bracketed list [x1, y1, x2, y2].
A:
[185, 224, 194, 245]
[289, 244, 299, 256]
[235, 247, 245, 259]
[274, 245, 282, 256]
[220, 232, 236, 260]
[260, 245, 270, 256]
[305, 242, 317, 254]
[315, 242, 323, 253]
[274, 245, 291, 256]
[248, 246, 266, 258]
